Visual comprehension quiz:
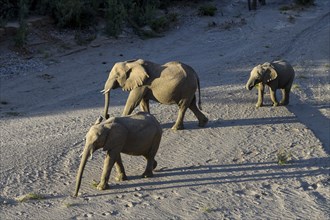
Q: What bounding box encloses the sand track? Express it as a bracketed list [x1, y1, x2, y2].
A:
[0, 1, 329, 219]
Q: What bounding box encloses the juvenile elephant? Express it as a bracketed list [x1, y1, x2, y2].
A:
[74, 112, 162, 197]
[101, 59, 208, 130]
[246, 60, 295, 107]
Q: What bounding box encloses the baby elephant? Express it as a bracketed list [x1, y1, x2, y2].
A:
[74, 112, 162, 196]
[246, 60, 295, 107]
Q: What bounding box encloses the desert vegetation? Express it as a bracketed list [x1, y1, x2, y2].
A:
[1, 0, 191, 42]
[1, 0, 317, 46]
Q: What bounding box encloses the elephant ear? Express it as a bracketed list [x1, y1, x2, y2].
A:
[262, 62, 278, 83]
[122, 62, 149, 91]
[103, 122, 128, 152]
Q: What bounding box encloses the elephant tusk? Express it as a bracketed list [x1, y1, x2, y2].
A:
[89, 149, 93, 160]
[101, 89, 110, 94]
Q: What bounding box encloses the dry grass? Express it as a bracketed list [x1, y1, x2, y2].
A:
[277, 148, 292, 165]
[16, 193, 45, 202]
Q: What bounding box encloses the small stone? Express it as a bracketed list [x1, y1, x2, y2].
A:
[110, 210, 119, 215]
[311, 183, 318, 190]
[307, 185, 314, 190]
[125, 202, 134, 208]
[134, 193, 143, 198]
[116, 194, 123, 199]
[84, 213, 93, 218]
[90, 43, 101, 48]
[142, 201, 150, 206]
[152, 194, 164, 200]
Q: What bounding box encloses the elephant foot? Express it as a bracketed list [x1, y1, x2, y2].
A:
[171, 124, 184, 130]
[153, 160, 158, 170]
[272, 102, 279, 107]
[255, 103, 263, 108]
[97, 182, 110, 191]
[115, 173, 128, 182]
[280, 101, 289, 106]
[198, 117, 208, 127]
[141, 171, 154, 178]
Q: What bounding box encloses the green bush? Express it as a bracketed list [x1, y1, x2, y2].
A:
[295, 0, 314, 5]
[53, 0, 96, 28]
[198, 4, 217, 16]
[128, 0, 159, 28]
[15, 0, 28, 47]
[105, 0, 126, 37]
[0, 0, 18, 27]
[149, 13, 177, 33]
[0, 0, 182, 39]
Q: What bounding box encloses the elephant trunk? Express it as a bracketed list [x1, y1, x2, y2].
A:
[246, 78, 255, 90]
[74, 146, 93, 197]
[102, 78, 117, 119]
[104, 92, 110, 119]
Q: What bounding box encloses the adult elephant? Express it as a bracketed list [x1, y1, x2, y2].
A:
[102, 59, 208, 130]
[248, 0, 266, 10]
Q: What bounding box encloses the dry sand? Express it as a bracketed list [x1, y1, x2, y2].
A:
[0, 0, 329, 219]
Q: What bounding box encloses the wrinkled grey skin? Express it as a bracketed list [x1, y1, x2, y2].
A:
[74, 112, 162, 197]
[248, 0, 266, 10]
[246, 60, 295, 107]
[102, 59, 208, 130]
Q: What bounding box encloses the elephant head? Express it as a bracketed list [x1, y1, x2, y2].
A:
[74, 116, 127, 196]
[102, 59, 150, 119]
[246, 62, 277, 90]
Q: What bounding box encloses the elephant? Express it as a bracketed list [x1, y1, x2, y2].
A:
[74, 112, 162, 197]
[246, 60, 295, 107]
[101, 59, 208, 130]
[248, 0, 266, 10]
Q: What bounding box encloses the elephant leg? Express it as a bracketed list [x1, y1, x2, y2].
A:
[142, 134, 161, 178]
[280, 77, 294, 105]
[269, 87, 279, 106]
[256, 83, 264, 107]
[139, 98, 150, 112]
[97, 152, 117, 190]
[142, 156, 155, 178]
[280, 87, 290, 105]
[188, 95, 208, 127]
[172, 104, 188, 130]
[142, 155, 158, 178]
[122, 88, 146, 116]
[114, 154, 128, 181]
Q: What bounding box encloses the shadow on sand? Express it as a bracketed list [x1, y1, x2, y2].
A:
[161, 116, 299, 130]
[88, 157, 329, 197]
[287, 94, 330, 155]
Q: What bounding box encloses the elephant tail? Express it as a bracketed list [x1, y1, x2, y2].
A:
[197, 76, 202, 110]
